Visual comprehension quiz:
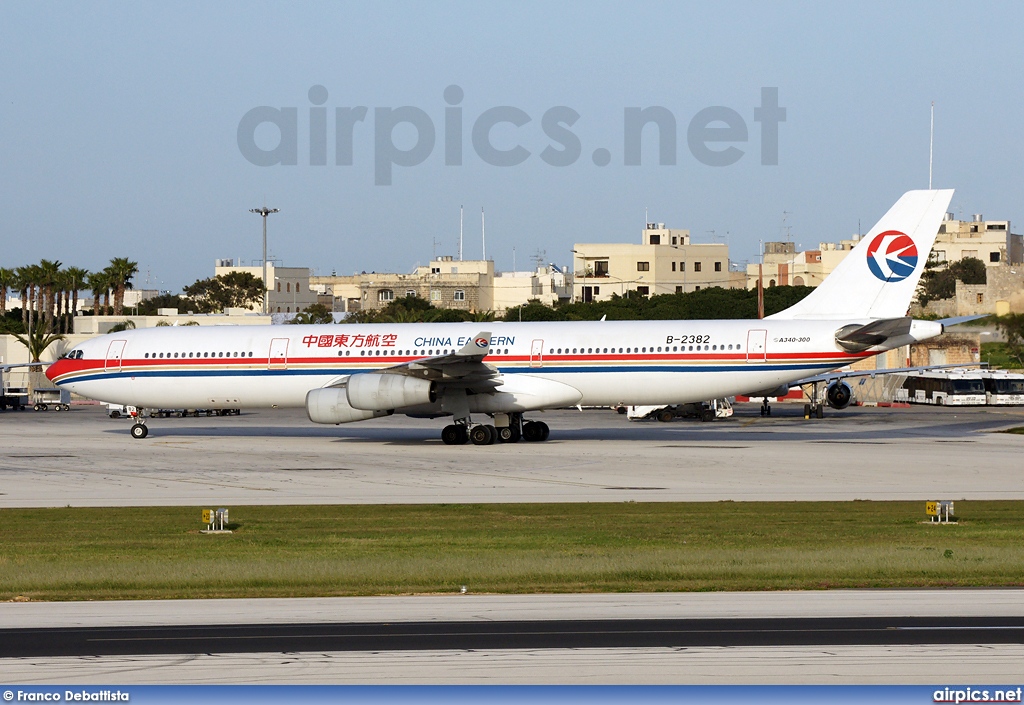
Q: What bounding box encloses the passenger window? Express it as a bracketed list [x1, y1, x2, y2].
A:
[657, 347, 662, 352]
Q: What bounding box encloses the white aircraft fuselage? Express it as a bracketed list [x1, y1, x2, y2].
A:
[46, 189, 956, 443]
[48, 317, 925, 411]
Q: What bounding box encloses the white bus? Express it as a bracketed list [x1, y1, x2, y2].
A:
[983, 371, 1024, 405]
[896, 370, 987, 406]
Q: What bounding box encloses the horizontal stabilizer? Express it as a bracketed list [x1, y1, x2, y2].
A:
[937, 314, 991, 326]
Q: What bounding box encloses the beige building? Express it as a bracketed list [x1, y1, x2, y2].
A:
[312, 259, 495, 314]
[932, 214, 1023, 267]
[214, 261, 317, 313]
[573, 223, 739, 302]
[312, 258, 573, 315]
[746, 237, 860, 289]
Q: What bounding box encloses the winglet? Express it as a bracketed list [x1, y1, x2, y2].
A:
[456, 332, 491, 357]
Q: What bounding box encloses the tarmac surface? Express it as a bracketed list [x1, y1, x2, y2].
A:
[3, 402, 1024, 684]
[2, 402, 1023, 507]
[3, 591, 1024, 684]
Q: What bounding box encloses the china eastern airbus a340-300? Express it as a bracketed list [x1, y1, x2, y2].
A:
[47, 189, 955, 444]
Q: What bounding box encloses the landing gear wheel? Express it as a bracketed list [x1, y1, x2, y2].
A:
[470, 424, 496, 445]
[803, 404, 811, 419]
[497, 426, 517, 443]
[815, 405, 824, 419]
[522, 421, 541, 442]
[441, 424, 463, 445]
[524, 421, 550, 441]
[130, 423, 149, 439]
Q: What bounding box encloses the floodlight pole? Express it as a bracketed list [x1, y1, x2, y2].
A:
[249, 207, 280, 315]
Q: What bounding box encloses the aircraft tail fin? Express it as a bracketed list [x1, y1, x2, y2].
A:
[768, 189, 954, 320]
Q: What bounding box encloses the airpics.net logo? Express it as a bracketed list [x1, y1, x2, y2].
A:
[236, 85, 786, 185]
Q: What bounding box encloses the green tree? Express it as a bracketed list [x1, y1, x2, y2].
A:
[289, 303, 335, 324]
[949, 257, 987, 285]
[36, 259, 62, 333]
[107, 320, 137, 333]
[87, 270, 111, 316]
[136, 293, 190, 316]
[107, 257, 139, 316]
[918, 256, 986, 306]
[62, 267, 90, 333]
[13, 327, 65, 362]
[183, 272, 264, 313]
[995, 314, 1024, 368]
[0, 267, 14, 315]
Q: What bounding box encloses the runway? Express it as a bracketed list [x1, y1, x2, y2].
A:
[7, 616, 1024, 658]
[3, 591, 1024, 683]
[2, 403, 1023, 507]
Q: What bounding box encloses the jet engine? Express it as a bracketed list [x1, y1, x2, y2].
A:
[826, 381, 853, 409]
[306, 387, 392, 424]
[346, 373, 436, 411]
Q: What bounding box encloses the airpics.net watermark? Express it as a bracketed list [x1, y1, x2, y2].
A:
[237, 85, 786, 185]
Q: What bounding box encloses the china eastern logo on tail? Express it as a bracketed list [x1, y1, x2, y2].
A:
[866, 230, 918, 282]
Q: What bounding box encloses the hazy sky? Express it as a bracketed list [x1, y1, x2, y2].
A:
[2, 1, 1022, 291]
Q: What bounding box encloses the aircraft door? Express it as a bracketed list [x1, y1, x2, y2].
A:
[105, 340, 127, 370]
[746, 329, 768, 363]
[530, 339, 544, 368]
[268, 338, 289, 370]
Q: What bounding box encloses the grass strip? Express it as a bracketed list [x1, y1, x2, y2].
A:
[2, 501, 1023, 601]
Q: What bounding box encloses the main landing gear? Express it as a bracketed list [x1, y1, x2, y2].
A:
[803, 381, 826, 420]
[440, 413, 549, 445]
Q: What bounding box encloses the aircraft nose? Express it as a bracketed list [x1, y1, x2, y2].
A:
[45, 359, 67, 384]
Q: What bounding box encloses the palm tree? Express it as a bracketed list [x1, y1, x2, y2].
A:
[0, 267, 15, 316]
[37, 259, 62, 333]
[107, 320, 136, 333]
[13, 327, 65, 362]
[63, 267, 89, 333]
[87, 270, 109, 316]
[15, 266, 33, 332]
[107, 257, 139, 316]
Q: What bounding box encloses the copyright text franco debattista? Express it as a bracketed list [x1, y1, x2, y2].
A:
[3, 692, 129, 702]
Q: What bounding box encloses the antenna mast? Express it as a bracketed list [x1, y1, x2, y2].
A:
[929, 101, 935, 189]
[459, 205, 464, 261]
[481, 207, 486, 261]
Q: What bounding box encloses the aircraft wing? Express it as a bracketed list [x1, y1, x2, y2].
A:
[374, 330, 501, 392]
[0, 361, 49, 372]
[792, 362, 985, 387]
